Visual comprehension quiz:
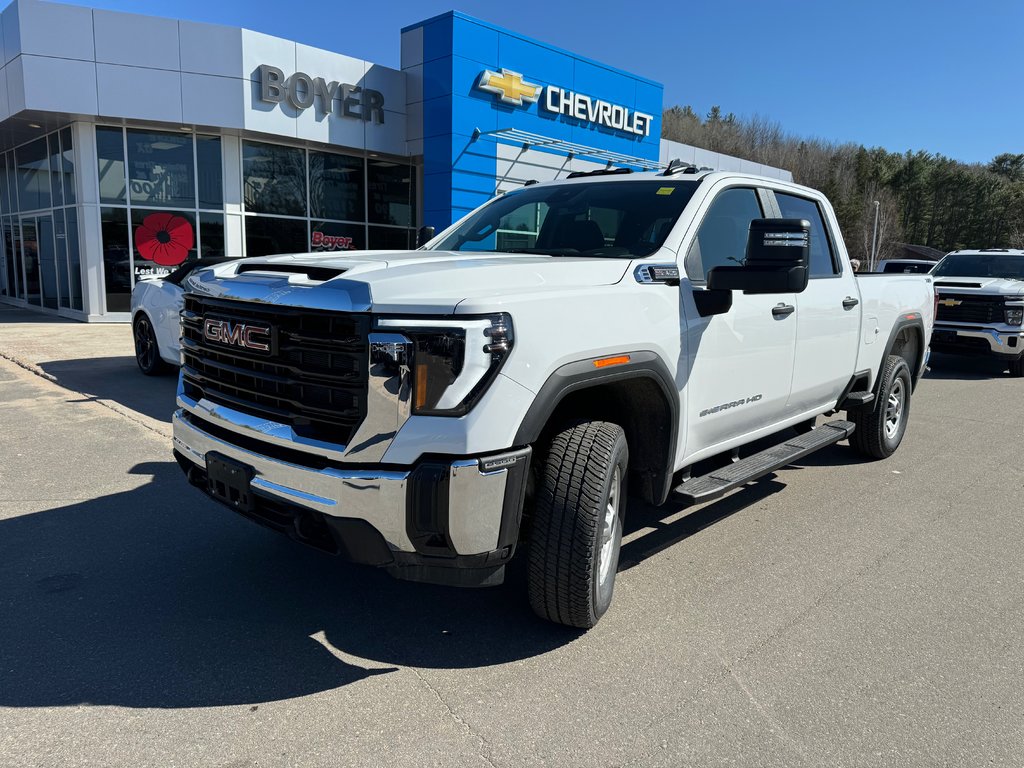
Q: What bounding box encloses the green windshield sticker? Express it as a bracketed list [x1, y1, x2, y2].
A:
[656, 187, 675, 195]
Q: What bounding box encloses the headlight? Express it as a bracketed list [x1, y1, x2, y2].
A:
[1005, 307, 1023, 326]
[375, 313, 513, 416]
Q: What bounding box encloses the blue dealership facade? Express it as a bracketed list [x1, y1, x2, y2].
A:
[402, 12, 665, 228]
[0, 1, 788, 321]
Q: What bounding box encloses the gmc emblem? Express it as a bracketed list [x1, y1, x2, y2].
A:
[203, 318, 272, 353]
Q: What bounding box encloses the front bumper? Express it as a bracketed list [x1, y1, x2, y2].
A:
[173, 408, 531, 587]
[930, 325, 1024, 359]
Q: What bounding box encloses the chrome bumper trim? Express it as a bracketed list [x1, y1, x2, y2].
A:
[933, 324, 1024, 354]
[173, 409, 515, 557]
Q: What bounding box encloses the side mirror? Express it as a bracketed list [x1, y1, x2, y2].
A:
[706, 218, 810, 294]
[416, 225, 436, 248]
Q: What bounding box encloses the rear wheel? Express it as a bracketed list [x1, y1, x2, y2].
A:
[133, 315, 168, 376]
[849, 354, 911, 459]
[528, 421, 628, 629]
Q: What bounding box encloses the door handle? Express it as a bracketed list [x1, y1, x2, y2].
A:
[772, 303, 795, 318]
[842, 297, 859, 310]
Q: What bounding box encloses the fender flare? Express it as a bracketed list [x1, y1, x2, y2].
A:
[513, 350, 679, 505]
[879, 313, 927, 391]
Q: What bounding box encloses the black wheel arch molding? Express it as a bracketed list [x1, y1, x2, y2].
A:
[513, 350, 679, 506]
[881, 313, 928, 391]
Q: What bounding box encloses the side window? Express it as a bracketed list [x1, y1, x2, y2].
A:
[774, 192, 838, 277]
[685, 188, 763, 282]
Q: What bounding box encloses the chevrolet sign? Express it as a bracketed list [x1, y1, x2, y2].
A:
[476, 68, 654, 137]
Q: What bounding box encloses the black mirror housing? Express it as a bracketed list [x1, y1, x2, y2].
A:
[416, 225, 436, 248]
[706, 218, 811, 295]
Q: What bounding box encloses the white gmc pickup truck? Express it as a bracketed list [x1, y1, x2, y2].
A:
[173, 169, 934, 628]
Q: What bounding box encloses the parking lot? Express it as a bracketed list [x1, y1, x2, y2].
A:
[1, 303, 1022, 768]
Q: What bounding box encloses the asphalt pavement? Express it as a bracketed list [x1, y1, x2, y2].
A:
[1, 305, 1022, 767]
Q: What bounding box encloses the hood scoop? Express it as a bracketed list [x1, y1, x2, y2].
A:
[937, 281, 983, 288]
[235, 262, 346, 282]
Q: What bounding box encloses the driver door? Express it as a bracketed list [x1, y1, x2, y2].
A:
[679, 186, 798, 460]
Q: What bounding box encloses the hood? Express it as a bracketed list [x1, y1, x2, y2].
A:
[185, 250, 634, 314]
[933, 276, 1024, 297]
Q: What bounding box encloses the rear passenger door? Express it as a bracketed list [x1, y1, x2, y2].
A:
[773, 190, 860, 413]
[680, 186, 798, 457]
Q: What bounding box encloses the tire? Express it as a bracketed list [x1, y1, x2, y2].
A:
[1009, 356, 1024, 378]
[528, 421, 628, 629]
[133, 314, 168, 376]
[849, 354, 912, 459]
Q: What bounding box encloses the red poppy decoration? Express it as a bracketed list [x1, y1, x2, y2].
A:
[134, 212, 194, 267]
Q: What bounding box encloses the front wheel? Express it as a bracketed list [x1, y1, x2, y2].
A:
[528, 421, 628, 629]
[133, 315, 168, 376]
[849, 354, 911, 459]
[1009, 356, 1024, 378]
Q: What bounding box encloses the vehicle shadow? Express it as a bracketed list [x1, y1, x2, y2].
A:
[925, 353, 1009, 381]
[0, 461, 571, 710]
[0, 455, 788, 710]
[620, 479, 787, 571]
[38, 356, 179, 425]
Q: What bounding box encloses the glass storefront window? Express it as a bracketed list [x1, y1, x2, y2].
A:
[6, 152, 18, 212]
[5, 218, 22, 300]
[311, 220, 364, 252]
[97, 127, 126, 205]
[368, 159, 415, 227]
[127, 129, 195, 209]
[0, 154, 10, 215]
[368, 226, 413, 251]
[65, 208, 82, 311]
[35, 215, 58, 310]
[60, 128, 76, 205]
[131, 208, 197, 280]
[20, 218, 41, 306]
[100, 207, 131, 312]
[244, 216, 307, 257]
[197, 136, 223, 210]
[48, 134, 63, 208]
[16, 138, 51, 212]
[199, 213, 225, 258]
[310, 151, 364, 222]
[243, 141, 306, 216]
[55, 213, 70, 309]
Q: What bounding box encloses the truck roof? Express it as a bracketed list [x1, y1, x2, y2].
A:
[946, 248, 1024, 257]
[521, 168, 821, 197]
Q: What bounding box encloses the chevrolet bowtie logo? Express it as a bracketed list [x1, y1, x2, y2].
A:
[477, 68, 542, 106]
[938, 298, 962, 307]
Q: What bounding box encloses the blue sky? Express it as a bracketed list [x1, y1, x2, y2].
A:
[63, 0, 1022, 164]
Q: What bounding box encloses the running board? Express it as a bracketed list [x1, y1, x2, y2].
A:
[672, 420, 855, 504]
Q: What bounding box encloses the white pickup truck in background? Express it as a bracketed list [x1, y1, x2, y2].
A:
[929, 249, 1024, 376]
[172, 169, 935, 628]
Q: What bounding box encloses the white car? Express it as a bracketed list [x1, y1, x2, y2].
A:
[130, 258, 234, 375]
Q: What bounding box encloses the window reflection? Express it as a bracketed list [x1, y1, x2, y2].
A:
[16, 138, 50, 212]
[242, 141, 306, 216]
[127, 129, 196, 208]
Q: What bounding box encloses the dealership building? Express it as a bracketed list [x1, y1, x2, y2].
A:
[0, 0, 790, 322]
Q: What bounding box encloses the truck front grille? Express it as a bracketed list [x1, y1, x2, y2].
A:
[935, 294, 1005, 324]
[181, 295, 369, 445]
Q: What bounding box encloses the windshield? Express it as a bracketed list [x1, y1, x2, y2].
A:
[932, 253, 1024, 280]
[429, 180, 700, 258]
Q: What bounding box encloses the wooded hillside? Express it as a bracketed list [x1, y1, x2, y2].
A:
[662, 106, 1024, 264]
